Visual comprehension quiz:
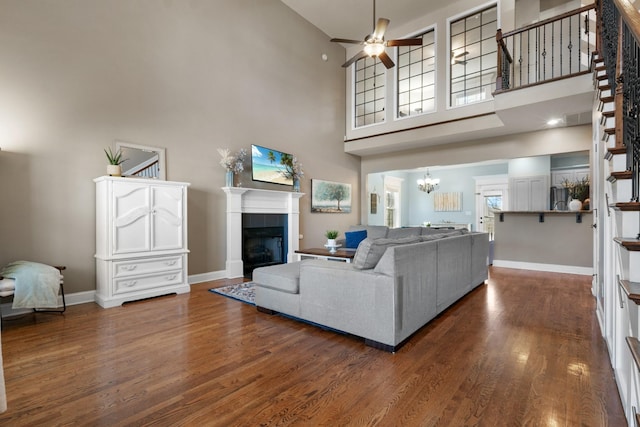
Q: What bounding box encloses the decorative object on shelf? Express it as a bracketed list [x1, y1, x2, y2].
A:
[311, 179, 352, 213]
[104, 147, 126, 177]
[568, 199, 583, 211]
[324, 243, 342, 254]
[563, 177, 590, 211]
[218, 147, 247, 187]
[325, 230, 339, 250]
[417, 169, 440, 193]
[280, 156, 304, 192]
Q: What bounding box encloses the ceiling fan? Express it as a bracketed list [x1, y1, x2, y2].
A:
[451, 50, 469, 65]
[330, 0, 422, 69]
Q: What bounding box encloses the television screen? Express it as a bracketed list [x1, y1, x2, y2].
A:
[251, 144, 294, 186]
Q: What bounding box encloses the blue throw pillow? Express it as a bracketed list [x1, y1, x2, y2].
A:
[345, 229, 367, 249]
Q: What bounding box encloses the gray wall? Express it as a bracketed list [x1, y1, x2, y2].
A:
[494, 212, 593, 268]
[0, 0, 358, 294]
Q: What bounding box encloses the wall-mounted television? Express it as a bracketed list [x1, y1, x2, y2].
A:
[251, 144, 294, 186]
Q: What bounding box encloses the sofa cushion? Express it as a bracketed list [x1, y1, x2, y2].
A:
[387, 227, 422, 239]
[253, 262, 301, 294]
[353, 236, 421, 270]
[345, 229, 367, 249]
[348, 225, 388, 239]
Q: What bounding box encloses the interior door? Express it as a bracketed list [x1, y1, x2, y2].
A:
[474, 176, 508, 239]
[477, 189, 503, 240]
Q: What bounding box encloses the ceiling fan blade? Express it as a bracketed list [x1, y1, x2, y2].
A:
[373, 18, 389, 39]
[342, 50, 368, 68]
[378, 50, 394, 69]
[331, 38, 365, 45]
[387, 38, 422, 47]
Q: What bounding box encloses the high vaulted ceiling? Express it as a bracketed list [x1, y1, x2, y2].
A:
[281, 0, 453, 41]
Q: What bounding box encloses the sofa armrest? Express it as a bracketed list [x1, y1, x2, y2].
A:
[298, 260, 397, 345]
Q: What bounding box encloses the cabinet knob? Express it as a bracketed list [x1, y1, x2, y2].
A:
[165, 275, 176, 280]
[122, 265, 137, 271]
[165, 260, 177, 266]
[122, 280, 137, 288]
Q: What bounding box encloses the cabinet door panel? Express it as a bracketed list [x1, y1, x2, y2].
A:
[150, 185, 184, 251]
[113, 184, 150, 254]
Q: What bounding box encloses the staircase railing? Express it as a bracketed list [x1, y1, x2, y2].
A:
[496, 5, 597, 92]
[600, 0, 640, 204]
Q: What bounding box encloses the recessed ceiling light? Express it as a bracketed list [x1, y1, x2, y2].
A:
[547, 118, 562, 126]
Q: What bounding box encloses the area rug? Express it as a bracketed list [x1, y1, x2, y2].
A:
[209, 282, 255, 306]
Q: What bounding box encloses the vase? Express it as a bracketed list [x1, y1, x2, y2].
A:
[107, 164, 121, 177]
[568, 199, 582, 211]
[225, 170, 234, 187]
[293, 178, 300, 192]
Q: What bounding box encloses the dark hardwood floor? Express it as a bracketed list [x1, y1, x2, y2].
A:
[0, 267, 625, 426]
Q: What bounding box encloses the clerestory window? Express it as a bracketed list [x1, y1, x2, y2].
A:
[354, 57, 386, 128]
[449, 4, 498, 107]
[397, 28, 436, 118]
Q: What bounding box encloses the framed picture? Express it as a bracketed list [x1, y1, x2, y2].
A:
[434, 192, 462, 212]
[311, 179, 352, 213]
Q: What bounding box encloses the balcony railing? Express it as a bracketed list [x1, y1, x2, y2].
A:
[600, 0, 640, 204]
[496, 5, 597, 92]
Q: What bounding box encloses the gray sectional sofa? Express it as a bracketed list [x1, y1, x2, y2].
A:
[253, 226, 489, 352]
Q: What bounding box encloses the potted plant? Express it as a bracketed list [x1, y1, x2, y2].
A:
[325, 230, 339, 248]
[105, 147, 126, 177]
[563, 177, 590, 211]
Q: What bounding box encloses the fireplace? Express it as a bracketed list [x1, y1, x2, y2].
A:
[223, 187, 304, 278]
[242, 214, 287, 277]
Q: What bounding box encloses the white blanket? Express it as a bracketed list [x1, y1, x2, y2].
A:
[0, 261, 62, 309]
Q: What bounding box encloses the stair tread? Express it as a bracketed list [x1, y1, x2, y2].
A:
[614, 237, 640, 251]
[604, 128, 615, 134]
[626, 337, 640, 373]
[619, 278, 640, 305]
[602, 110, 615, 117]
[601, 95, 614, 103]
[615, 201, 640, 211]
[607, 146, 626, 154]
[609, 170, 633, 180]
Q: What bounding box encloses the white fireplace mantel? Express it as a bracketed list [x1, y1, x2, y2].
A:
[223, 187, 304, 278]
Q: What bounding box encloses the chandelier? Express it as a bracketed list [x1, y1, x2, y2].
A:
[417, 170, 440, 193]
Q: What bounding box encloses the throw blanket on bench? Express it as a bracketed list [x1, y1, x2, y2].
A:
[0, 261, 62, 309]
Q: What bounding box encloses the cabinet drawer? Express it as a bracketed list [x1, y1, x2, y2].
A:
[114, 270, 183, 295]
[113, 256, 183, 277]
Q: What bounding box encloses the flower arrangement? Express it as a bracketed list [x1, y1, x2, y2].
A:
[563, 176, 590, 201]
[217, 148, 247, 174]
[280, 156, 304, 181]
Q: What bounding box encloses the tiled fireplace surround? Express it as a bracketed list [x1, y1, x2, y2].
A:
[223, 187, 304, 278]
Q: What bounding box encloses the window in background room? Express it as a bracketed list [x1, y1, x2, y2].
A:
[384, 176, 402, 228]
[355, 57, 386, 127]
[450, 4, 498, 107]
[397, 28, 436, 118]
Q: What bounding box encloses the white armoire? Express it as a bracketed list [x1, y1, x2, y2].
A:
[94, 176, 190, 308]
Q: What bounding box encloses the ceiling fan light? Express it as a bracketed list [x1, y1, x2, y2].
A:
[364, 42, 385, 57]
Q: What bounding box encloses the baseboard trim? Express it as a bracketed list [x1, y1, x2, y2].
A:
[492, 260, 593, 276]
[1, 271, 230, 316]
[188, 270, 227, 284]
